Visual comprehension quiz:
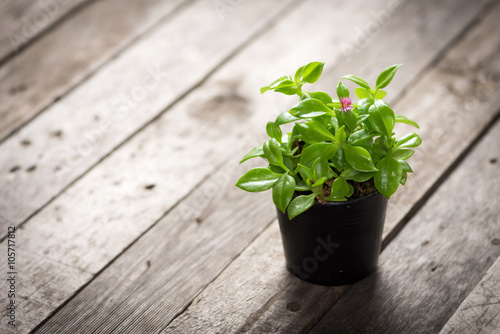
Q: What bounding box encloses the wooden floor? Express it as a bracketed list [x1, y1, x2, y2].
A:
[1, 0, 499, 333]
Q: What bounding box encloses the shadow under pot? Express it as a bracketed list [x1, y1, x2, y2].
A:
[276, 191, 388, 286]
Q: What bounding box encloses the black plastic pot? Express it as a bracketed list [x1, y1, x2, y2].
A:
[276, 191, 388, 286]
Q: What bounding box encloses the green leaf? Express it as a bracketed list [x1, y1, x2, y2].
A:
[289, 98, 332, 118]
[400, 171, 408, 186]
[295, 180, 310, 191]
[344, 145, 378, 172]
[275, 111, 299, 125]
[260, 86, 271, 94]
[312, 158, 334, 180]
[375, 90, 387, 99]
[263, 139, 284, 168]
[288, 193, 317, 219]
[335, 125, 347, 144]
[341, 167, 374, 182]
[399, 160, 413, 173]
[396, 133, 422, 149]
[235, 167, 281, 192]
[392, 149, 414, 160]
[294, 65, 306, 82]
[368, 101, 395, 138]
[336, 81, 349, 98]
[355, 87, 371, 99]
[357, 98, 374, 115]
[273, 79, 298, 95]
[300, 143, 331, 166]
[304, 91, 333, 105]
[266, 122, 283, 143]
[395, 114, 420, 129]
[283, 156, 294, 170]
[339, 109, 357, 132]
[329, 177, 350, 200]
[376, 64, 403, 89]
[240, 144, 264, 164]
[331, 147, 349, 170]
[348, 129, 374, 145]
[321, 143, 340, 161]
[295, 121, 335, 143]
[374, 156, 402, 198]
[340, 74, 371, 90]
[297, 163, 313, 183]
[296, 61, 325, 84]
[269, 165, 286, 174]
[311, 177, 327, 187]
[327, 101, 342, 109]
[273, 174, 296, 213]
[270, 76, 291, 88]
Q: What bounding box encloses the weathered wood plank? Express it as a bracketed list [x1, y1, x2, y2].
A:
[32, 160, 277, 333]
[0, 0, 292, 237]
[439, 255, 500, 334]
[309, 121, 500, 334]
[33, 0, 497, 332]
[0, 0, 189, 141]
[0, 1, 300, 332]
[162, 2, 500, 333]
[163, 221, 351, 334]
[0, 0, 89, 63]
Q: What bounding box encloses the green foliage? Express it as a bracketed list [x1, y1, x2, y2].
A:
[237, 62, 421, 219]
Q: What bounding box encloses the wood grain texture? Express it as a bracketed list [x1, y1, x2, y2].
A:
[33, 160, 277, 334]
[0, 0, 189, 141]
[3, 0, 495, 332]
[0, 0, 291, 237]
[36, 0, 498, 332]
[440, 255, 500, 334]
[310, 119, 500, 334]
[18, 0, 390, 331]
[163, 2, 500, 333]
[0, 0, 299, 332]
[163, 221, 351, 334]
[0, 0, 89, 63]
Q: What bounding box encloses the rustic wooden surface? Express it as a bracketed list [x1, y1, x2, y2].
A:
[439, 255, 500, 334]
[0, 0, 294, 236]
[0, 0, 90, 64]
[0, 0, 499, 333]
[0, 0, 190, 142]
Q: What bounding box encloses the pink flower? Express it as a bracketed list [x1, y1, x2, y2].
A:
[340, 97, 353, 112]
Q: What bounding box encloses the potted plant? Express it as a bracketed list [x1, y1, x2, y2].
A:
[235, 62, 421, 286]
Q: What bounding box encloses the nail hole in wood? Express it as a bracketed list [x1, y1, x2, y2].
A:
[9, 83, 27, 95]
[9, 166, 21, 173]
[51, 130, 63, 138]
[287, 302, 301, 312]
